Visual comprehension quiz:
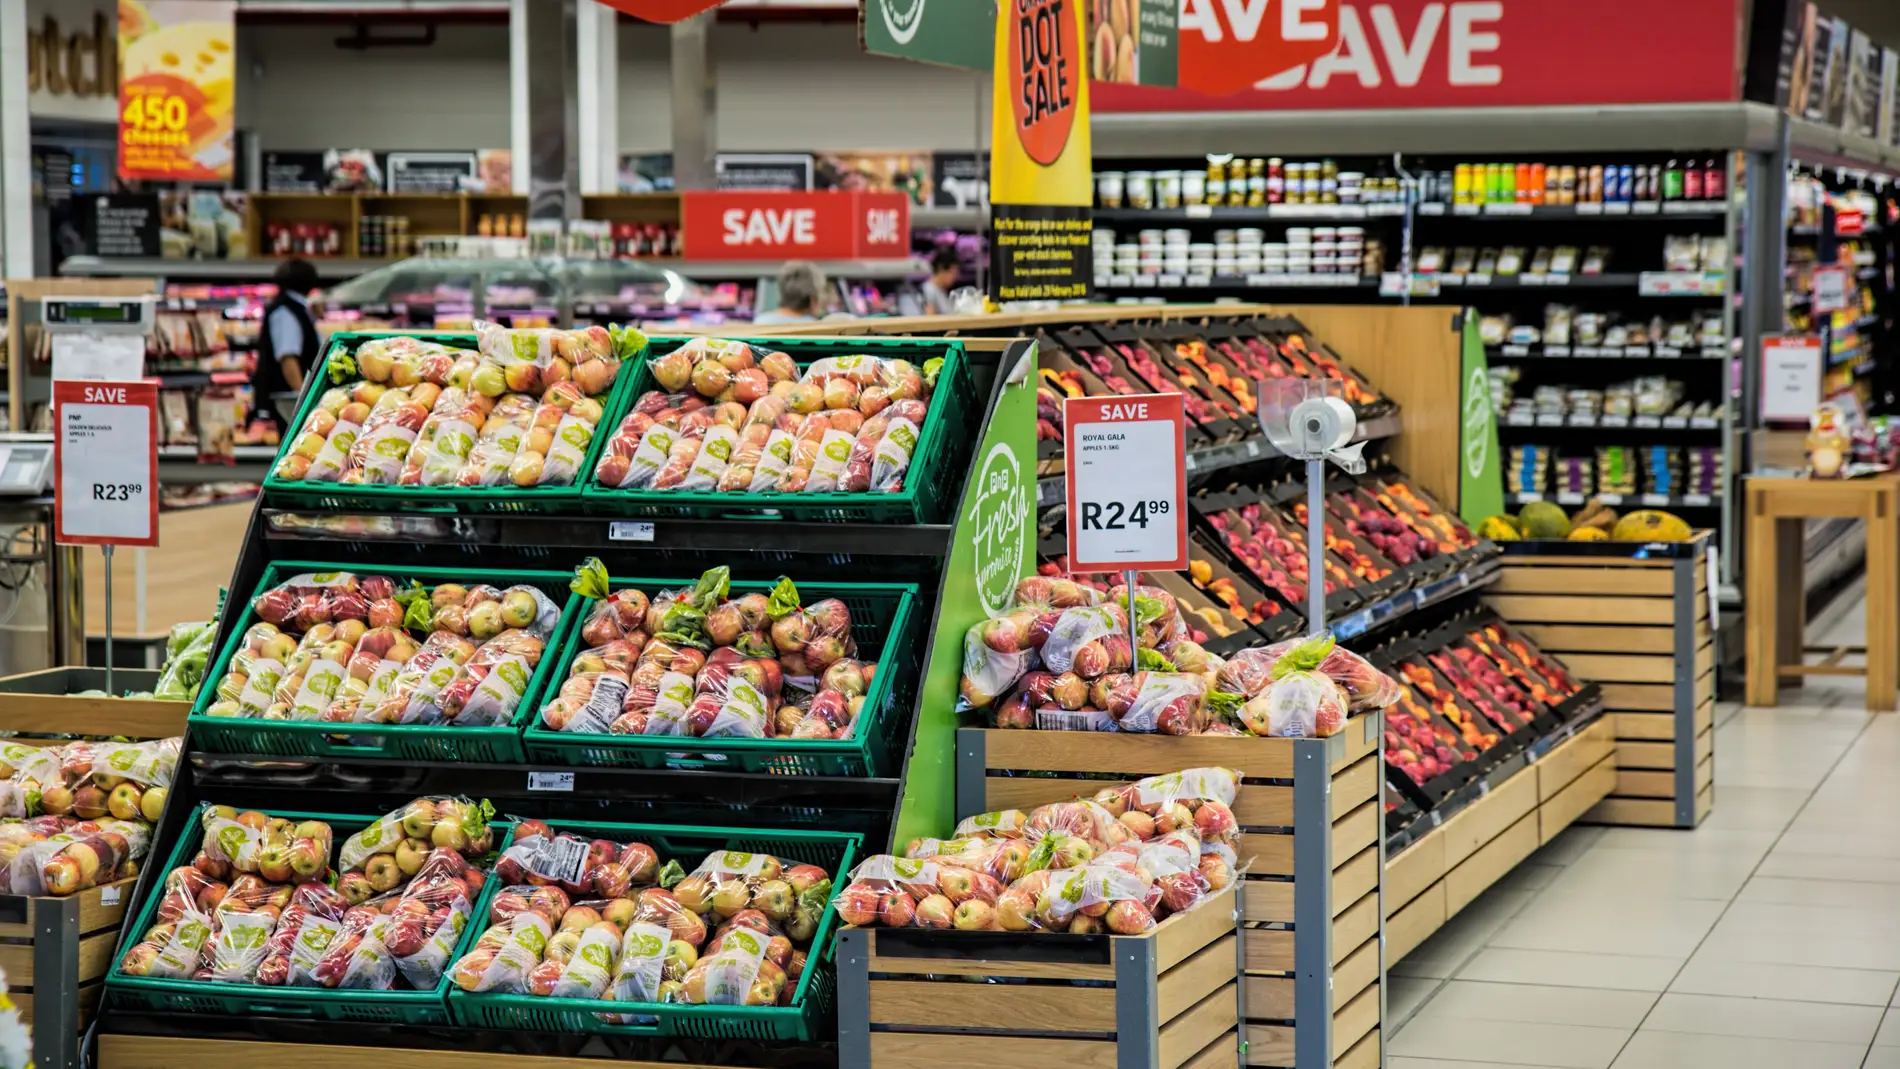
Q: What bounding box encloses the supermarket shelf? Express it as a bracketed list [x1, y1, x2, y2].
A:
[1033, 411, 1404, 507]
[59, 255, 929, 282]
[911, 206, 984, 229]
[1488, 343, 1728, 360]
[1499, 413, 1723, 431]
[1093, 204, 1409, 224]
[1330, 556, 1502, 641]
[159, 445, 278, 461]
[1507, 491, 1720, 509]
[1093, 272, 1377, 291]
[259, 508, 956, 557]
[1092, 101, 1786, 157]
[1417, 200, 1727, 220]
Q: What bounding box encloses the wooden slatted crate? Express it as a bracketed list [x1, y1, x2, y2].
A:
[1384, 718, 1616, 968]
[836, 884, 1239, 1069]
[1486, 535, 1715, 828]
[954, 718, 1383, 1069]
[0, 876, 137, 1068]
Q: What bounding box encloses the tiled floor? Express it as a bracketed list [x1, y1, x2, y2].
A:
[1386, 597, 1900, 1069]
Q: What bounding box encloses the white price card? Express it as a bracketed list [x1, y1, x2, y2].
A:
[528, 771, 575, 792]
[1811, 265, 1851, 314]
[1758, 335, 1823, 424]
[53, 380, 157, 548]
[1062, 394, 1187, 573]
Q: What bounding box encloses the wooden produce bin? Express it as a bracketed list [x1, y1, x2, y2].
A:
[0, 667, 189, 738]
[955, 721, 1383, 1069]
[1385, 718, 1616, 965]
[1, 876, 137, 1069]
[836, 884, 1240, 1069]
[1485, 536, 1715, 828]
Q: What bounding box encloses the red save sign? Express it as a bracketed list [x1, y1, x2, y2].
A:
[1096, 0, 1741, 111]
[1064, 394, 1188, 574]
[52, 379, 159, 549]
[1179, 0, 1342, 96]
[680, 191, 911, 261]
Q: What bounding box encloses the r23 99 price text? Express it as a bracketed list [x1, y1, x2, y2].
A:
[91, 483, 144, 501]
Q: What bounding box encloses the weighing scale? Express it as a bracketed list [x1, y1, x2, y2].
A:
[39, 295, 158, 686]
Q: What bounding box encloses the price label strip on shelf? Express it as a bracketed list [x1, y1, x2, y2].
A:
[53, 380, 158, 548]
[1062, 394, 1188, 573]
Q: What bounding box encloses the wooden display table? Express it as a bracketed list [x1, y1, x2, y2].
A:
[1745, 474, 1900, 711]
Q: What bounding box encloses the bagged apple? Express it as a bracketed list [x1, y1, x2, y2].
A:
[339, 796, 493, 873]
[1091, 767, 1241, 844]
[1219, 632, 1400, 711]
[450, 909, 552, 993]
[310, 909, 399, 990]
[605, 921, 673, 1007]
[384, 882, 472, 988]
[671, 850, 813, 930]
[11, 818, 149, 896]
[902, 835, 1043, 885]
[208, 907, 279, 983]
[119, 908, 215, 979]
[673, 926, 784, 1006]
[1030, 860, 1159, 934]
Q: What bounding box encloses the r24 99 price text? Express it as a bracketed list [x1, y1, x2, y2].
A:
[1079, 498, 1170, 530]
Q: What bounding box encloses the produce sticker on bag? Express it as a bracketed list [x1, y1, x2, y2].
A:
[550, 922, 619, 999]
[539, 415, 595, 485]
[306, 420, 362, 482]
[1040, 606, 1118, 673]
[287, 658, 349, 720]
[747, 429, 795, 492]
[458, 654, 533, 726]
[699, 930, 767, 1005]
[640, 672, 696, 736]
[290, 914, 342, 986]
[618, 425, 679, 488]
[804, 430, 855, 492]
[679, 426, 736, 491]
[703, 677, 770, 738]
[235, 658, 286, 717]
[870, 417, 919, 490]
[610, 921, 670, 1005]
[568, 675, 630, 733]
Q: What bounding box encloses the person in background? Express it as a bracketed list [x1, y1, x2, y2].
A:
[920, 245, 962, 315]
[753, 261, 829, 325]
[256, 258, 321, 425]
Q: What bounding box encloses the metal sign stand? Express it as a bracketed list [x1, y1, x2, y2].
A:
[102, 545, 115, 692]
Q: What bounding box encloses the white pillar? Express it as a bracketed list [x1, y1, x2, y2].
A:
[0, 0, 34, 277]
[508, 0, 530, 194]
[576, 0, 617, 195]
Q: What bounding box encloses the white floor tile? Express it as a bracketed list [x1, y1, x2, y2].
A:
[1390, 1017, 1632, 1069]
[1640, 992, 1883, 1044]
[1756, 851, 1900, 884]
[1697, 901, 1900, 971]
[1455, 948, 1683, 992]
[1531, 825, 1605, 866]
[1865, 1047, 1900, 1069]
[1415, 981, 1657, 1029]
[1878, 1007, 1900, 1047]
[1391, 1060, 1566, 1069]
[1387, 973, 1442, 1028]
[1737, 875, 1900, 909]
[1669, 953, 1898, 1005]
[1688, 786, 1811, 831]
[1609, 1030, 1867, 1069]
[1489, 893, 1727, 958]
[1541, 846, 1760, 901]
[1589, 827, 1779, 858]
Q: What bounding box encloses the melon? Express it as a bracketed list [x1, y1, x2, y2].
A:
[1611, 510, 1692, 542]
[1517, 501, 1571, 539]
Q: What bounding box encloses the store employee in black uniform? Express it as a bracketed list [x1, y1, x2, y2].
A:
[256, 258, 321, 427]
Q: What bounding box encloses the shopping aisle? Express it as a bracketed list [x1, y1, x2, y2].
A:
[1385, 603, 1900, 1069]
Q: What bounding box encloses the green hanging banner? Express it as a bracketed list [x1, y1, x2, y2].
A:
[859, 0, 995, 71]
[892, 339, 1037, 849]
[1457, 312, 1505, 526]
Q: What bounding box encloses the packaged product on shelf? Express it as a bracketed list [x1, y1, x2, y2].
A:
[338, 796, 494, 873]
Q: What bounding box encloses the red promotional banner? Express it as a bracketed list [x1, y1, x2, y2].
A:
[1179, 0, 1342, 96]
[680, 191, 911, 260]
[1095, 0, 1743, 112]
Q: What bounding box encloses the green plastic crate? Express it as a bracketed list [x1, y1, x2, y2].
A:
[519, 576, 920, 775]
[446, 818, 860, 1042]
[187, 561, 581, 763]
[260, 330, 647, 515]
[581, 336, 974, 524]
[104, 803, 485, 1024]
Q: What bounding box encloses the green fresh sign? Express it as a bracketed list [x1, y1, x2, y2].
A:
[860, 0, 995, 71]
[1458, 313, 1504, 525]
[893, 339, 1036, 850]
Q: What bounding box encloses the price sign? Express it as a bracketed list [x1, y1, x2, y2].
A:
[1811, 265, 1852, 314]
[53, 380, 158, 548]
[1062, 394, 1187, 573]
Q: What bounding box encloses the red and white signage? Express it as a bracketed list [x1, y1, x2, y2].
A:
[1064, 394, 1188, 573]
[1759, 335, 1823, 424]
[1095, 0, 1743, 112]
[590, 0, 724, 22]
[1179, 0, 1343, 95]
[53, 379, 159, 548]
[1811, 265, 1852, 314]
[680, 191, 911, 261]
[1835, 208, 1867, 237]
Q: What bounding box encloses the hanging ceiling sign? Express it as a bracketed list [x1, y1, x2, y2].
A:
[592, 0, 725, 20]
[1094, 0, 1741, 112]
[117, 0, 237, 181]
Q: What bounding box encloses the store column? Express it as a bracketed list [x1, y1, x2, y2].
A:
[0, 0, 32, 277]
[670, 12, 714, 190]
[576, 0, 618, 195]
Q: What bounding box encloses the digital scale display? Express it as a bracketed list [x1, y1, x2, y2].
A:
[42, 299, 147, 326]
[0, 442, 53, 496]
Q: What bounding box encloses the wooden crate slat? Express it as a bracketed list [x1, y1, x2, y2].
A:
[1696, 725, 1714, 764]
[1614, 769, 1679, 798]
[1331, 801, 1378, 863]
[1332, 981, 1379, 1055]
[1498, 555, 1670, 568]
[1237, 832, 1295, 877]
[1541, 754, 1617, 844]
[1617, 740, 1677, 769]
[1243, 878, 1292, 924]
[872, 1031, 1117, 1069]
[1243, 927, 1293, 975]
[1155, 885, 1242, 973]
[1331, 846, 1378, 917]
[1583, 796, 1680, 826]
[1487, 593, 1673, 625]
[1246, 974, 1295, 1020]
[1537, 720, 1616, 801]
[1387, 881, 1446, 963]
[1697, 753, 1715, 792]
[1180, 1031, 1244, 1069]
[1446, 812, 1539, 917]
[1329, 754, 1378, 821]
[1246, 1023, 1296, 1066]
[1519, 623, 1677, 654]
[868, 978, 1117, 1031]
[1331, 715, 1381, 773]
[1561, 653, 1676, 683]
[1158, 982, 1240, 1069]
[1600, 682, 1676, 711]
[1332, 891, 1377, 966]
[1442, 766, 1538, 868]
[1331, 936, 1378, 1013]
[978, 730, 1296, 778]
[1158, 933, 1241, 1022]
[1385, 831, 1446, 913]
[865, 947, 1111, 981]
[1335, 1027, 1380, 1069]
[1609, 712, 1676, 740]
[1494, 566, 1673, 596]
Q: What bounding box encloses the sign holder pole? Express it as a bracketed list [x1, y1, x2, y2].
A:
[102, 545, 114, 693]
[1122, 569, 1138, 657]
[1306, 459, 1326, 634]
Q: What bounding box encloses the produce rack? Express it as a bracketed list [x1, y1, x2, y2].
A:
[87, 328, 1034, 1069]
[1486, 535, 1716, 828]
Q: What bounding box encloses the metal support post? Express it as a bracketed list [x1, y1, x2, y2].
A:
[525, 0, 580, 223]
[102, 545, 114, 691]
[836, 927, 870, 1069]
[1673, 556, 1699, 827]
[670, 13, 717, 191]
[1113, 938, 1160, 1069]
[1735, 125, 1791, 590]
[32, 895, 80, 1069]
[1291, 737, 1335, 1069]
[1306, 460, 1326, 633]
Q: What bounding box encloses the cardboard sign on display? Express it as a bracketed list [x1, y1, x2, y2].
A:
[1760, 335, 1824, 425]
[1063, 393, 1188, 573]
[988, 0, 1094, 302]
[116, 0, 236, 181]
[679, 190, 910, 260]
[1812, 264, 1851, 313]
[53, 379, 159, 548]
